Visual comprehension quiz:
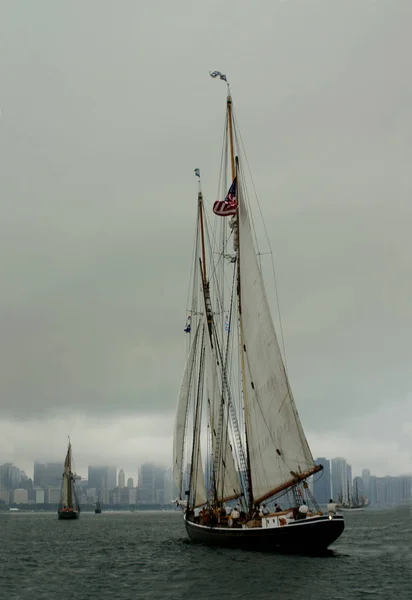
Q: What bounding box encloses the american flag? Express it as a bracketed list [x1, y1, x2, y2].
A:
[225, 177, 237, 207]
[213, 177, 238, 217]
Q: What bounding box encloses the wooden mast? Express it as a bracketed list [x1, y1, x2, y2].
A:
[227, 91, 254, 513]
[67, 442, 73, 508]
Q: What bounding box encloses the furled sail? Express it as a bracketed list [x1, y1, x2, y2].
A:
[237, 185, 315, 503]
[173, 320, 203, 497]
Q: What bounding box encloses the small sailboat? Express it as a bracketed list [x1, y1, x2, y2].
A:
[95, 491, 102, 514]
[339, 480, 370, 512]
[173, 73, 345, 553]
[57, 440, 80, 520]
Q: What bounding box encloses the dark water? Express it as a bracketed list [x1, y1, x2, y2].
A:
[1, 508, 411, 599]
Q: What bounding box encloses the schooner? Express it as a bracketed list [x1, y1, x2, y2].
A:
[57, 440, 80, 520]
[173, 73, 345, 552]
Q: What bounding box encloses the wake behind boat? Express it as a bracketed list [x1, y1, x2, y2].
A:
[172, 73, 344, 554]
[57, 440, 80, 520]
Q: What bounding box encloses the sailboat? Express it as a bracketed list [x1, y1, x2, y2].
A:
[95, 491, 102, 514]
[57, 440, 80, 520]
[172, 73, 345, 553]
[339, 480, 370, 512]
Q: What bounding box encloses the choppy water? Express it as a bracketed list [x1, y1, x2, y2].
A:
[1, 507, 411, 599]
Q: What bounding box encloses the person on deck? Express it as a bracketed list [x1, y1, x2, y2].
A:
[194, 506, 200, 523]
[274, 503, 282, 513]
[261, 504, 270, 515]
[231, 507, 240, 527]
[297, 501, 309, 520]
[327, 498, 337, 515]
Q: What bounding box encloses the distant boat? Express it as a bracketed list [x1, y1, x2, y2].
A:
[57, 440, 80, 520]
[95, 493, 102, 514]
[338, 481, 370, 512]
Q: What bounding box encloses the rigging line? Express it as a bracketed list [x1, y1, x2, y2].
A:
[232, 109, 289, 376]
[203, 210, 235, 317]
[216, 111, 229, 202]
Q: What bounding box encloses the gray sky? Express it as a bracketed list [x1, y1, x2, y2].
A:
[0, 0, 411, 481]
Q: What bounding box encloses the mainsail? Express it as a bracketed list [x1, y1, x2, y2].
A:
[237, 182, 316, 503]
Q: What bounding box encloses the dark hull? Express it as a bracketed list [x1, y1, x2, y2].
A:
[95, 509, 102, 514]
[184, 515, 344, 554]
[58, 510, 80, 520]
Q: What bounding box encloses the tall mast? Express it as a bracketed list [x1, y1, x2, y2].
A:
[67, 441, 73, 507]
[227, 90, 254, 512]
[197, 174, 213, 336]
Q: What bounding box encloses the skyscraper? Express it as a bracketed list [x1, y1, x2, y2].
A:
[137, 463, 165, 504]
[346, 463, 353, 503]
[0, 463, 21, 491]
[331, 457, 347, 501]
[118, 469, 125, 489]
[33, 462, 62, 489]
[362, 468, 371, 496]
[313, 458, 331, 504]
[88, 465, 117, 502]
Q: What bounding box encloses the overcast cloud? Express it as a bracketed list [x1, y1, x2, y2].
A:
[0, 0, 411, 481]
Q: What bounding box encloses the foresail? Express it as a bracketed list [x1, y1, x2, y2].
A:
[64, 445, 71, 471]
[204, 327, 242, 502]
[238, 186, 315, 502]
[173, 320, 202, 496]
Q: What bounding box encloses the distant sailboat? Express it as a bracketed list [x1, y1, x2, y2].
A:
[339, 480, 370, 512]
[172, 73, 345, 553]
[95, 491, 102, 514]
[57, 440, 80, 520]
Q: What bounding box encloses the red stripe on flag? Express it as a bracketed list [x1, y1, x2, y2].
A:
[213, 200, 237, 217]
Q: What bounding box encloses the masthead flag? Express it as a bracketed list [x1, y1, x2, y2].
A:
[209, 71, 228, 82]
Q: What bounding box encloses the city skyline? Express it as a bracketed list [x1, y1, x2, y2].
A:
[1, 452, 411, 484]
[1, 456, 410, 509]
[2, 435, 412, 483]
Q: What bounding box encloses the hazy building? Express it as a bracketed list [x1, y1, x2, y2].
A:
[346, 463, 353, 503]
[12, 489, 28, 504]
[137, 463, 165, 504]
[0, 463, 21, 491]
[331, 457, 347, 501]
[313, 458, 331, 504]
[88, 465, 117, 502]
[0, 489, 9, 504]
[118, 469, 125, 489]
[164, 468, 179, 503]
[28, 488, 45, 504]
[362, 468, 371, 496]
[138, 463, 155, 503]
[47, 487, 62, 504]
[127, 477, 134, 488]
[33, 461, 62, 489]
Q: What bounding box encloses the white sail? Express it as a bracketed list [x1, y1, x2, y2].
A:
[238, 185, 315, 502]
[204, 326, 241, 501]
[172, 320, 202, 496]
[190, 354, 207, 507]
